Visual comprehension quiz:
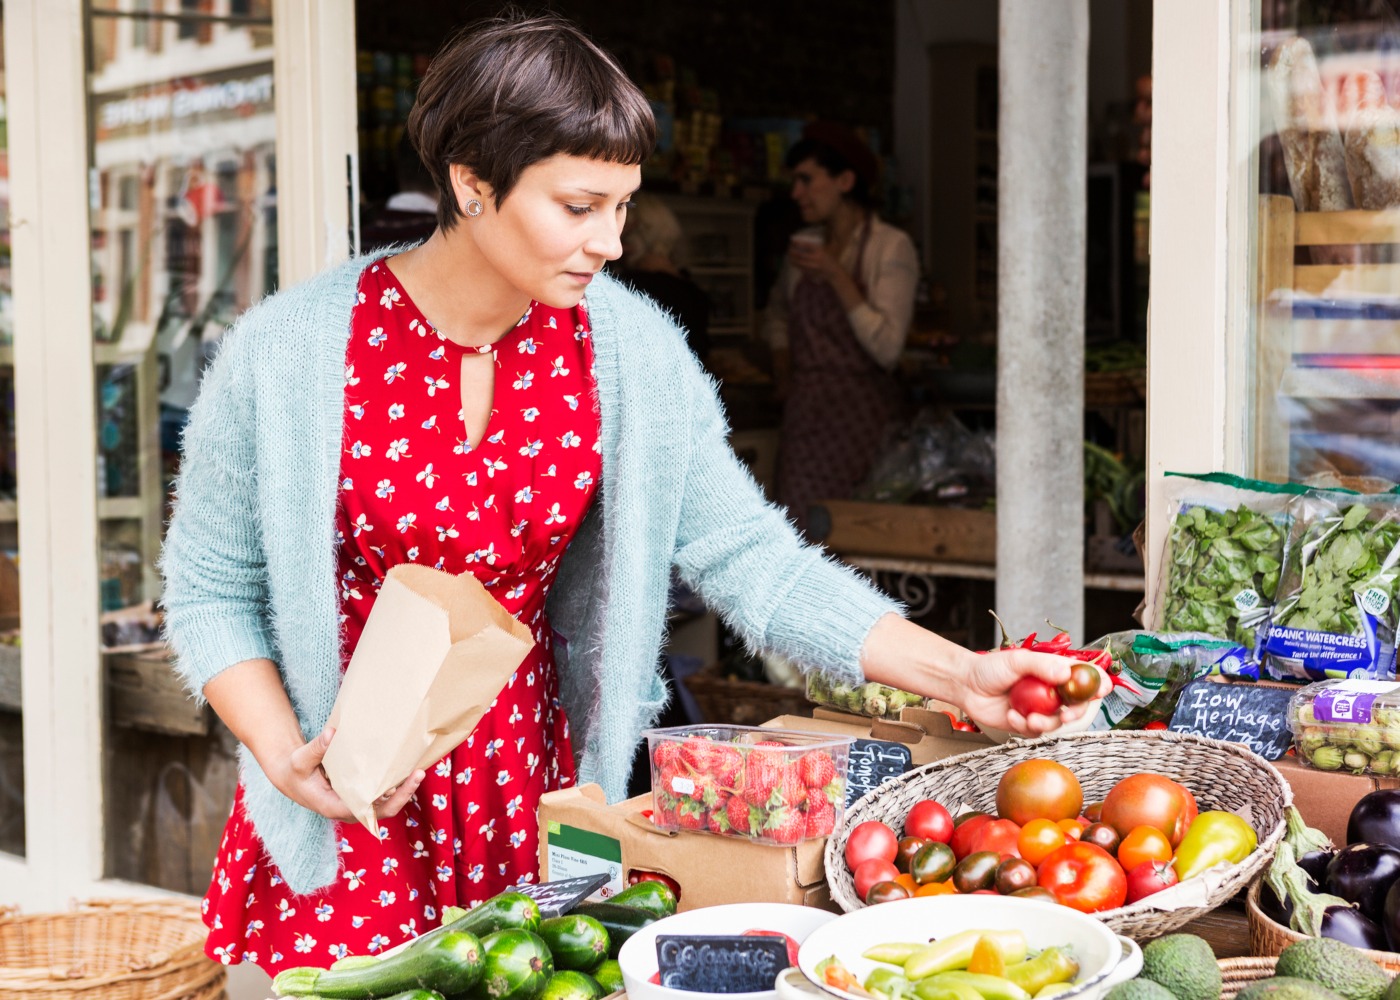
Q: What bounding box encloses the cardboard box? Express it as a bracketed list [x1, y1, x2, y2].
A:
[1274, 755, 1400, 846]
[763, 707, 994, 767]
[538, 784, 834, 912]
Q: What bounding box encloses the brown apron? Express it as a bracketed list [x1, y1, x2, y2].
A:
[777, 220, 899, 534]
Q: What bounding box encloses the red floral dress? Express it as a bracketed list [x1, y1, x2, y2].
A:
[200, 260, 600, 975]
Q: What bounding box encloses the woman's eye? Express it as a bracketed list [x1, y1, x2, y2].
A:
[619, 201, 635, 212]
[565, 205, 591, 216]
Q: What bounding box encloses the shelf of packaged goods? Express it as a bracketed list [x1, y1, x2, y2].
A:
[841, 554, 1144, 592]
[1279, 365, 1400, 400]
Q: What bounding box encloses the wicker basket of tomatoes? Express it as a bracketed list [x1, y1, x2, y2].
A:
[824, 729, 1291, 940]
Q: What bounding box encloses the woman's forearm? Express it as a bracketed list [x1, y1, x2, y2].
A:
[203, 657, 307, 771]
[858, 613, 973, 704]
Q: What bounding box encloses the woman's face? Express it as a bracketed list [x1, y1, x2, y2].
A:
[789, 157, 854, 225]
[456, 155, 641, 309]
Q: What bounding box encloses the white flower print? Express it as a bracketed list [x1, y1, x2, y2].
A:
[315, 902, 334, 923]
[396, 513, 417, 533]
[294, 933, 317, 954]
[479, 819, 497, 842]
[484, 493, 496, 509]
[510, 830, 528, 849]
[416, 463, 438, 489]
[376, 479, 395, 501]
[514, 485, 535, 504]
[380, 286, 401, 309]
[574, 470, 594, 490]
[382, 856, 399, 875]
[496, 769, 512, 787]
[241, 950, 259, 965]
[368, 327, 387, 348]
[508, 704, 524, 725]
[422, 414, 438, 431]
[467, 864, 485, 883]
[351, 915, 368, 930]
[463, 470, 478, 486]
[546, 317, 558, 329]
[563, 394, 580, 410]
[510, 520, 527, 539]
[406, 545, 420, 560]
[436, 862, 453, 882]
[409, 317, 425, 336]
[483, 457, 507, 478]
[352, 513, 373, 537]
[559, 430, 581, 449]
[384, 361, 407, 384]
[368, 933, 392, 953]
[520, 439, 543, 458]
[349, 404, 365, 421]
[435, 496, 453, 512]
[276, 899, 297, 921]
[429, 345, 445, 361]
[212, 944, 234, 965]
[246, 918, 265, 937]
[388, 402, 405, 421]
[412, 839, 429, 858]
[506, 582, 526, 600]
[550, 356, 570, 378]
[437, 524, 459, 541]
[544, 464, 557, 477]
[518, 336, 537, 354]
[328, 942, 349, 961]
[527, 752, 541, 776]
[481, 542, 498, 565]
[544, 503, 566, 526]
[345, 364, 361, 387]
[483, 737, 505, 759]
[377, 890, 396, 908]
[431, 827, 448, 845]
[466, 503, 481, 522]
[350, 440, 372, 459]
[271, 950, 285, 965]
[513, 371, 534, 391]
[487, 428, 505, 446]
[386, 438, 410, 461]
[432, 793, 448, 811]
[342, 868, 367, 890]
[340, 476, 353, 491]
[424, 375, 449, 396]
[522, 406, 540, 422]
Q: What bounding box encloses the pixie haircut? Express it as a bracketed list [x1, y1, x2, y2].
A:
[407, 13, 656, 232]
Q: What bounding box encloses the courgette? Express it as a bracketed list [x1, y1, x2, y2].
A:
[592, 960, 623, 995]
[608, 880, 677, 917]
[272, 929, 483, 998]
[479, 929, 555, 1000]
[540, 971, 604, 1000]
[445, 892, 542, 937]
[537, 915, 609, 973]
[570, 903, 657, 959]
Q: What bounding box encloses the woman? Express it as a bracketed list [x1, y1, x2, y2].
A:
[161, 15, 1101, 975]
[616, 195, 711, 365]
[765, 124, 920, 534]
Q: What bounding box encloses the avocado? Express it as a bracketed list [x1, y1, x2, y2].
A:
[1236, 977, 1348, 1000]
[1105, 981, 1178, 1000]
[1384, 976, 1400, 1000]
[1140, 934, 1223, 1000]
[1275, 937, 1390, 1000]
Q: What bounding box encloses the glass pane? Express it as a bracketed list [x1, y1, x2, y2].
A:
[1243, 1, 1400, 486]
[86, 0, 275, 892]
[0, 1, 23, 860]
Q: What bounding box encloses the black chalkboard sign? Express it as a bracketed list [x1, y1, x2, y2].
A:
[518, 873, 611, 918]
[846, 738, 914, 808]
[1167, 679, 1295, 760]
[656, 935, 791, 994]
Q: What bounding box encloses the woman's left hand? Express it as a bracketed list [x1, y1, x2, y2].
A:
[959, 646, 1113, 737]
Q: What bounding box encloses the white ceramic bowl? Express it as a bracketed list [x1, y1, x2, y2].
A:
[795, 896, 1141, 1000]
[618, 902, 839, 1000]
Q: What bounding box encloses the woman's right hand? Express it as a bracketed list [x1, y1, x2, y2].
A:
[262, 727, 424, 823]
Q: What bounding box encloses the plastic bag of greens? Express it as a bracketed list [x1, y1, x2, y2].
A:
[1261, 492, 1400, 681]
[1152, 472, 1302, 655]
[805, 672, 928, 719]
[1085, 631, 1256, 731]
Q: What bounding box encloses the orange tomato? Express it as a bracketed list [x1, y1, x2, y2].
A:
[894, 873, 918, 894]
[1018, 818, 1069, 866]
[915, 879, 957, 896]
[1117, 825, 1173, 871]
[1058, 818, 1087, 840]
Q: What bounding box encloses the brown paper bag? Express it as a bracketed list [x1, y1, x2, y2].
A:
[322, 564, 536, 836]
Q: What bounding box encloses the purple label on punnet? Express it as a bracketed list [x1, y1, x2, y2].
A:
[1314, 688, 1382, 724]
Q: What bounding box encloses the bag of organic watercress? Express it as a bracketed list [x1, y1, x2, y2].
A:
[1262, 492, 1400, 681]
[1152, 472, 1302, 657]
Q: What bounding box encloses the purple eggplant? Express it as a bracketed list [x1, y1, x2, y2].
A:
[1348, 788, 1400, 849]
[1258, 880, 1295, 927]
[1297, 849, 1335, 888]
[1270, 842, 1390, 950]
[1320, 902, 1389, 950]
[1325, 842, 1400, 921]
[1386, 877, 1400, 950]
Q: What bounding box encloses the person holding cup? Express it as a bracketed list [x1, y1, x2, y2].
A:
[764, 123, 920, 534]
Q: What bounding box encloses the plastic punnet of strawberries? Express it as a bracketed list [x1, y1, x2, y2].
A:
[646, 727, 850, 846]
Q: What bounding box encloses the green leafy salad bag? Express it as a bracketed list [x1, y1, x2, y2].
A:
[1262, 493, 1400, 681]
[1085, 630, 1255, 731]
[1152, 473, 1300, 655]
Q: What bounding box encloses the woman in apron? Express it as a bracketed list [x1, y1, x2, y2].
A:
[766, 123, 920, 535]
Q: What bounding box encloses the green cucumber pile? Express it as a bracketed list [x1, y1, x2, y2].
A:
[270, 880, 676, 1000]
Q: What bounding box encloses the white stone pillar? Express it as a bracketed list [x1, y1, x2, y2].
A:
[995, 0, 1089, 639]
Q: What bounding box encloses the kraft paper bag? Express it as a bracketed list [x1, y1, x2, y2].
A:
[322, 563, 536, 836]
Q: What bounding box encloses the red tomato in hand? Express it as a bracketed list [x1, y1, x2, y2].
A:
[969, 818, 1023, 859]
[854, 858, 900, 900]
[1100, 774, 1198, 847]
[1125, 859, 1179, 903]
[1009, 677, 1062, 717]
[845, 821, 899, 870]
[1036, 842, 1128, 913]
[950, 813, 992, 860]
[905, 800, 954, 844]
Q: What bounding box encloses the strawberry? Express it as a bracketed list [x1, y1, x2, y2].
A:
[765, 806, 806, 845]
[711, 746, 743, 787]
[799, 751, 837, 788]
[652, 792, 680, 829]
[743, 747, 791, 808]
[726, 793, 755, 835]
[708, 804, 733, 836]
[804, 796, 836, 837]
[676, 799, 707, 831]
[653, 741, 683, 771]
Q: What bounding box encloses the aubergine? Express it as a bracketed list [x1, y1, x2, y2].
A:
[1384, 872, 1400, 950]
[1258, 880, 1295, 928]
[1348, 789, 1400, 850]
[1298, 849, 1335, 889]
[1269, 841, 1390, 951]
[1325, 843, 1400, 922]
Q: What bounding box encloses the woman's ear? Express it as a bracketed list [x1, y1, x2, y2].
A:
[448, 163, 493, 214]
[836, 168, 857, 197]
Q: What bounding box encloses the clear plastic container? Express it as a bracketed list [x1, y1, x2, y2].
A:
[804, 673, 932, 719]
[1288, 679, 1400, 774]
[642, 725, 853, 846]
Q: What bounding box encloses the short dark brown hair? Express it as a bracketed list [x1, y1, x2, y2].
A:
[407, 12, 656, 231]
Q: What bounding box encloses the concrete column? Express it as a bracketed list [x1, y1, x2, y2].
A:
[995, 0, 1088, 639]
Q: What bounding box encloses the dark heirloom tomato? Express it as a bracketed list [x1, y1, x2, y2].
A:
[1037, 842, 1128, 913]
[896, 836, 929, 873]
[1057, 662, 1103, 705]
[866, 880, 913, 904]
[911, 842, 957, 885]
[994, 858, 1038, 895]
[952, 851, 1001, 893]
[1081, 823, 1122, 856]
[996, 760, 1084, 826]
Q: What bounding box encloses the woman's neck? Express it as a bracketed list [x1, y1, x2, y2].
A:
[385, 227, 533, 349]
[824, 202, 868, 254]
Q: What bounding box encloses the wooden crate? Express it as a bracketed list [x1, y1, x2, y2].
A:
[808, 500, 996, 564]
[106, 644, 210, 737]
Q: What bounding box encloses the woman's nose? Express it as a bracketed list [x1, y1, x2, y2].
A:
[585, 218, 624, 261]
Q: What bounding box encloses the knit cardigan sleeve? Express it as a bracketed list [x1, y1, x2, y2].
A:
[670, 356, 901, 683]
[160, 323, 278, 699]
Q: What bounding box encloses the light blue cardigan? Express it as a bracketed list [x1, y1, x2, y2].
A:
[160, 254, 900, 895]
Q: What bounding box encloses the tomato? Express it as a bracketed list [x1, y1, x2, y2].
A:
[896, 836, 929, 873]
[970, 818, 1023, 859]
[1009, 886, 1057, 903]
[1118, 825, 1173, 872]
[910, 842, 957, 885]
[1125, 859, 1180, 903]
[1101, 773, 1198, 847]
[1036, 841, 1128, 913]
[952, 851, 1001, 893]
[994, 857, 1038, 895]
[905, 800, 954, 844]
[1058, 819, 1086, 840]
[1018, 818, 1069, 866]
[916, 879, 957, 896]
[845, 821, 899, 870]
[894, 873, 918, 894]
[1009, 677, 1062, 717]
[1083, 801, 1104, 824]
[866, 880, 912, 905]
[996, 760, 1084, 826]
[853, 858, 900, 900]
[950, 814, 992, 860]
[1057, 662, 1102, 705]
[1081, 822, 1122, 856]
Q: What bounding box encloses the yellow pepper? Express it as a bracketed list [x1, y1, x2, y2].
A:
[1172, 810, 1257, 882]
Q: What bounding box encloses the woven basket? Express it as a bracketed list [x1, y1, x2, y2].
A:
[0, 898, 226, 1000]
[682, 663, 814, 726]
[1218, 957, 1277, 1000]
[1246, 879, 1400, 974]
[825, 730, 1291, 939]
